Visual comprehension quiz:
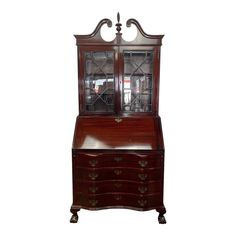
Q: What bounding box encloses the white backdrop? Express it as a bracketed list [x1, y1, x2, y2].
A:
[0, 0, 236, 235]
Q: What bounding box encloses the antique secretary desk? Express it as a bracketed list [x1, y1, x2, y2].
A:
[70, 13, 166, 224]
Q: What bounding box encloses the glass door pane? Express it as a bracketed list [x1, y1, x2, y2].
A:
[122, 51, 153, 112]
[84, 51, 114, 112]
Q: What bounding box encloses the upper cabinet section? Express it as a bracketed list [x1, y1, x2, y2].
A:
[75, 14, 164, 116]
[74, 13, 164, 46]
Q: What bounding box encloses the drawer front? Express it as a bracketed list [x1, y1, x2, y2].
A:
[74, 167, 161, 181]
[74, 193, 162, 209]
[73, 153, 163, 168]
[75, 180, 161, 195]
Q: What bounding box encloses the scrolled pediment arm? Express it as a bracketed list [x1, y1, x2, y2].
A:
[75, 18, 112, 39]
[126, 18, 164, 39]
[92, 18, 112, 37]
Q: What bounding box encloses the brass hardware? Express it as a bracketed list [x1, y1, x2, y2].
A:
[138, 186, 148, 194]
[89, 186, 98, 193]
[138, 173, 148, 181]
[138, 199, 147, 207]
[114, 183, 122, 188]
[114, 195, 122, 201]
[89, 199, 98, 206]
[115, 117, 122, 123]
[138, 160, 148, 167]
[89, 159, 98, 167]
[114, 169, 122, 175]
[89, 172, 98, 180]
[114, 157, 123, 162]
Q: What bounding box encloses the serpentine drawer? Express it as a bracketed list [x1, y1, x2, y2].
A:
[74, 192, 162, 210]
[73, 153, 163, 169]
[74, 167, 161, 181]
[76, 180, 161, 194]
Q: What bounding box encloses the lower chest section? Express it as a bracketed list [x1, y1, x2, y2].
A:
[72, 151, 164, 210]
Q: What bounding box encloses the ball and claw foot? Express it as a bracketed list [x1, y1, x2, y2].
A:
[70, 207, 80, 223]
[70, 213, 78, 223]
[158, 214, 166, 224]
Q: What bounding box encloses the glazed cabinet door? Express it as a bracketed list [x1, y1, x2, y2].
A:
[79, 47, 118, 114]
[119, 47, 159, 114]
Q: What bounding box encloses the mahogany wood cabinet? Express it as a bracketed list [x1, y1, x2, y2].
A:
[70, 14, 166, 224]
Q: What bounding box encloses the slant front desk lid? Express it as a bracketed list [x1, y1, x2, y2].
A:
[72, 116, 164, 150]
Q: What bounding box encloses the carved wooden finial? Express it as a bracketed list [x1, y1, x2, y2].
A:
[116, 12, 122, 33]
[117, 12, 120, 23]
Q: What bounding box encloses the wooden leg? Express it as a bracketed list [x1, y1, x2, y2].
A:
[156, 206, 166, 224]
[70, 207, 80, 223]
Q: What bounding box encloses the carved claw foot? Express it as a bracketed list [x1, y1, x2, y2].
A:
[158, 214, 166, 224]
[156, 206, 166, 224]
[70, 207, 80, 223]
[70, 214, 78, 223]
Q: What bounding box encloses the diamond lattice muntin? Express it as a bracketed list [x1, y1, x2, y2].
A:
[84, 51, 114, 112]
[122, 51, 153, 112]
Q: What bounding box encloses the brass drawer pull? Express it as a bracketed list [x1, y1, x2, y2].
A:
[88, 172, 98, 180]
[138, 199, 147, 207]
[139, 160, 148, 167]
[114, 183, 122, 188]
[89, 199, 98, 206]
[114, 157, 123, 162]
[114, 195, 122, 201]
[138, 173, 148, 181]
[138, 186, 148, 194]
[115, 118, 122, 123]
[89, 186, 98, 193]
[89, 159, 98, 167]
[114, 169, 122, 175]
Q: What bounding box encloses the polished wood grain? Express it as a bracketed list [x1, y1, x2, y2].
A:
[75, 180, 161, 195]
[73, 154, 162, 168]
[72, 116, 164, 150]
[70, 14, 166, 224]
[74, 167, 161, 181]
[74, 192, 162, 210]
